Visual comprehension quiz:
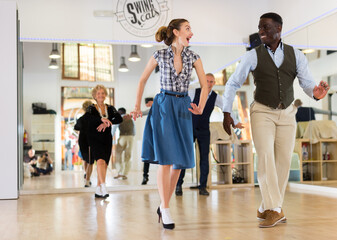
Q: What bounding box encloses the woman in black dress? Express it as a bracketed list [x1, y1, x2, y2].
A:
[87, 85, 122, 198]
[74, 100, 93, 187]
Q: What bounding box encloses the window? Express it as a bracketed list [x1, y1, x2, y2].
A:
[62, 43, 114, 82]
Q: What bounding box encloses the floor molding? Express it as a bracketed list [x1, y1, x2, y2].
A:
[288, 182, 337, 198]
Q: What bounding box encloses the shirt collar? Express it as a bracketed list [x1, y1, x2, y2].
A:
[264, 40, 283, 52]
[168, 45, 190, 57]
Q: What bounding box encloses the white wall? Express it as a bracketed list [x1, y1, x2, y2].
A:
[17, 0, 337, 47]
[0, 1, 18, 199]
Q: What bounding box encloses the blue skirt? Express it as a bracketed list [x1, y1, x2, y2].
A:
[142, 89, 195, 169]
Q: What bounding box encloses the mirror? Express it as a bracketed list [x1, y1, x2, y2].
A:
[21, 18, 337, 193]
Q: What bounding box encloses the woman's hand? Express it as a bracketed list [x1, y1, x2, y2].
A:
[188, 103, 202, 115]
[97, 123, 107, 132]
[130, 107, 142, 121]
[313, 80, 330, 99]
[101, 118, 112, 127]
[235, 122, 245, 129]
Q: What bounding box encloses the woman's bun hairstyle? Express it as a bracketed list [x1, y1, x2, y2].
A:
[155, 19, 188, 46]
[155, 26, 167, 43]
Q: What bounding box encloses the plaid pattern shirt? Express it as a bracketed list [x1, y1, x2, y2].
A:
[153, 46, 200, 93]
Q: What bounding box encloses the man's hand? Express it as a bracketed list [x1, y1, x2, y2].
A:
[223, 112, 235, 135]
[123, 114, 132, 120]
[313, 80, 330, 99]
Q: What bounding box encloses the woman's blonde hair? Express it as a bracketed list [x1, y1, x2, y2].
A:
[91, 85, 108, 100]
[82, 100, 93, 111]
[155, 18, 188, 46]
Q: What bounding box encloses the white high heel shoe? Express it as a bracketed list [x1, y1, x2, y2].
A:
[100, 183, 109, 198]
[95, 186, 103, 198]
[159, 206, 175, 229]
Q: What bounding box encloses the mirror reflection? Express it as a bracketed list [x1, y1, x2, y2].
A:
[21, 39, 337, 193]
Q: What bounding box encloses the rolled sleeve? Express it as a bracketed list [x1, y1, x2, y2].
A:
[153, 51, 159, 63]
[222, 50, 256, 113]
[294, 49, 317, 98]
[192, 52, 200, 64]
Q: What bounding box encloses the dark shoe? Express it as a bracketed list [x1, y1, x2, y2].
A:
[141, 176, 149, 185]
[190, 185, 200, 189]
[199, 187, 209, 196]
[84, 173, 86, 179]
[175, 185, 183, 196]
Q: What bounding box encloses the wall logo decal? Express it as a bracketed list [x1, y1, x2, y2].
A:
[116, 0, 169, 37]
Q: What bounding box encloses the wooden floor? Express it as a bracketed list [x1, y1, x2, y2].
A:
[1, 187, 337, 240]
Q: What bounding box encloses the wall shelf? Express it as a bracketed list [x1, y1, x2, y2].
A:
[31, 114, 55, 160]
[294, 139, 337, 182]
[208, 140, 254, 188]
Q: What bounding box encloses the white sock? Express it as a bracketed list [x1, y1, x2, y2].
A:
[101, 183, 108, 195]
[258, 206, 265, 213]
[271, 207, 281, 213]
[95, 186, 102, 195]
[161, 208, 174, 224]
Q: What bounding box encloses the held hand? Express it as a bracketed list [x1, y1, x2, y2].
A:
[123, 114, 132, 120]
[188, 103, 202, 115]
[235, 122, 245, 129]
[97, 123, 107, 132]
[223, 112, 235, 135]
[130, 108, 142, 121]
[101, 118, 112, 127]
[313, 80, 330, 99]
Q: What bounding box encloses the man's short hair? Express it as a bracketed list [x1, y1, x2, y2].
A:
[260, 12, 283, 26]
[206, 73, 215, 79]
[118, 107, 126, 114]
[145, 97, 154, 104]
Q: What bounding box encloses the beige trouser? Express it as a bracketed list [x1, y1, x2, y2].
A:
[115, 135, 134, 176]
[250, 101, 297, 210]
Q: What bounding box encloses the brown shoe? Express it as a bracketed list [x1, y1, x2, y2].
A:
[259, 210, 286, 228]
[114, 174, 122, 179]
[257, 209, 287, 222]
[257, 210, 267, 220]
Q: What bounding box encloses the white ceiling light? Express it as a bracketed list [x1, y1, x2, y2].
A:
[140, 44, 153, 48]
[49, 43, 60, 59]
[128, 45, 141, 62]
[302, 49, 315, 54]
[93, 10, 114, 18]
[118, 57, 129, 72]
[48, 59, 59, 69]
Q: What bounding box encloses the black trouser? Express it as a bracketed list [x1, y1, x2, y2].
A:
[143, 162, 150, 178]
[177, 129, 210, 188]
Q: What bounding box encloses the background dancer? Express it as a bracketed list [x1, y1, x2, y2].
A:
[87, 85, 122, 198]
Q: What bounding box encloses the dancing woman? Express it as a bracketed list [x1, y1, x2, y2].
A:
[87, 85, 122, 198]
[131, 19, 208, 229]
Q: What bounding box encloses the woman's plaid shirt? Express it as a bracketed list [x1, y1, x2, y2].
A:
[153, 45, 200, 93]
